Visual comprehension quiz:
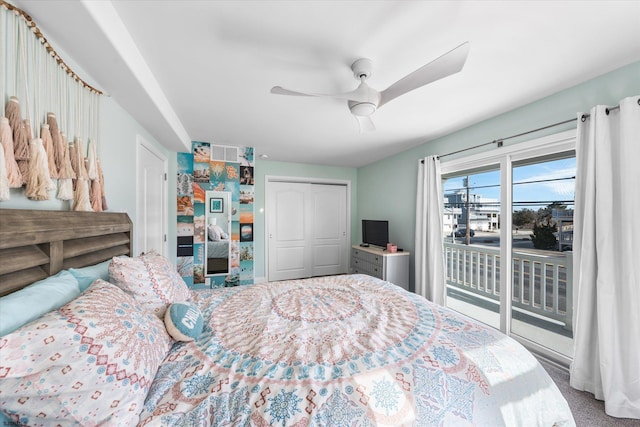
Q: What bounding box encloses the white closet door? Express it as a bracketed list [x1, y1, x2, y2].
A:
[268, 182, 312, 281]
[310, 184, 347, 277]
[267, 181, 348, 282]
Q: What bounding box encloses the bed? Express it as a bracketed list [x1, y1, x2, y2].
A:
[0, 209, 576, 426]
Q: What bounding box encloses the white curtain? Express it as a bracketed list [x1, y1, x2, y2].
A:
[415, 155, 445, 304]
[570, 96, 640, 419]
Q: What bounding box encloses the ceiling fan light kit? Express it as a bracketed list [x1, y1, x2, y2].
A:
[348, 101, 376, 117]
[270, 42, 470, 132]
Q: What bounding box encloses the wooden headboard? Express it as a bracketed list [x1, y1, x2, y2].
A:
[0, 209, 132, 297]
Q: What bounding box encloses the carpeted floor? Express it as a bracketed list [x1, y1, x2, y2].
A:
[537, 357, 640, 426]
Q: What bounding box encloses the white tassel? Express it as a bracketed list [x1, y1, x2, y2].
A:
[56, 133, 76, 201]
[0, 144, 10, 201]
[57, 178, 74, 201]
[24, 138, 50, 201]
[87, 138, 98, 180]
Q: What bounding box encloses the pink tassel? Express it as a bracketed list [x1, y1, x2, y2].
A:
[57, 133, 75, 179]
[17, 120, 32, 185]
[41, 123, 59, 179]
[74, 137, 89, 180]
[6, 97, 29, 161]
[90, 178, 102, 211]
[0, 117, 23, 188]
[47, 113, 65, 174]
[24, 138, 50, 201]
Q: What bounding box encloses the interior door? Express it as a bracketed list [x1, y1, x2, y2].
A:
[136, 137, 167, 256]
[267, 182, 312, 281]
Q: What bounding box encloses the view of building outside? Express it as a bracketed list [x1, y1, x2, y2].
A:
[442, 157, 576, 250]
[442, 155, 576, 358]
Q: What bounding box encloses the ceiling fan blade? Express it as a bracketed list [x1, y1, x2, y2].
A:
[355, 115, 375, 133]
[271, 84, 370, 102]
[378, 41, 470, 108]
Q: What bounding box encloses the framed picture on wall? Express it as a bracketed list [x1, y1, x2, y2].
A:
[210, 197, 224, 213]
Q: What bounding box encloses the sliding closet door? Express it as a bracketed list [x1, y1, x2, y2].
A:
[267, 181, 348, 282]
[268, 182, 312, 281]
[310, 184, 347, 277]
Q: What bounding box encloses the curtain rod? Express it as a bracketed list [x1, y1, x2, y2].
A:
[434, 100, 635, 161]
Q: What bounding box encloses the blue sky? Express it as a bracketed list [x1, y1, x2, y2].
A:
[443, 157, 576, 211]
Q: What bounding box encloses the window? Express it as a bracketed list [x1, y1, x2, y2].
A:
[440, 130, 576, 364]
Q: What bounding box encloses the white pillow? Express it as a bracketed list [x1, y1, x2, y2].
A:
[108, 251, 191, 318]
[207, 224, 221, 241]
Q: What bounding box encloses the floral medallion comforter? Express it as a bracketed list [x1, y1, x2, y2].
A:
[138, 274, 575, 426]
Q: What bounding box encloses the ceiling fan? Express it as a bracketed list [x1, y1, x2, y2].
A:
[270, 42, 470, 132]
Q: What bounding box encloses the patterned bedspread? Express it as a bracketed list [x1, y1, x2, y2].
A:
[138, 274, 575, 426]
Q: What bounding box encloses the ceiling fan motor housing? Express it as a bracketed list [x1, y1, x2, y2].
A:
[351, 58, 373, 80]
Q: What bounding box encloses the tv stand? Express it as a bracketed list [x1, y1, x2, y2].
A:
[351, 245, 409, 290]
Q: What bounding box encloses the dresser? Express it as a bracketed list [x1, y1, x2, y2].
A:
[350, 245, 410, 290]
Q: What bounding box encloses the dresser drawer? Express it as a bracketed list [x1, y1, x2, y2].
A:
[350, 245, 409, 290]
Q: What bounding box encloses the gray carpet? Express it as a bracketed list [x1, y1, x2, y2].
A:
[537, 357, 640, 426]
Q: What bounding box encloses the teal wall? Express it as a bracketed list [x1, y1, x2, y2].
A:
[357, 61, 640, 291]
[253, 160, 358, 281]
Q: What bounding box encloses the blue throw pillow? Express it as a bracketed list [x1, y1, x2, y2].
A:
[0, 270, 80, 336]
[164, 302, 204, 342]
[0, 411, 17, 426]
[69, 260, 112, 292]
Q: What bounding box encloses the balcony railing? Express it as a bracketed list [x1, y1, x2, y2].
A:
[444, 242, 573, 331]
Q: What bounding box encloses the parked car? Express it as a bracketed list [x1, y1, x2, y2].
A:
[454, 228, 475, 237]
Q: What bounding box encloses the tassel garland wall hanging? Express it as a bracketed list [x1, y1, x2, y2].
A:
[0, 0, 106, 208]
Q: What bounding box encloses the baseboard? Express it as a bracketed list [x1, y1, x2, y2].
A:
[254, 276, 267, 283]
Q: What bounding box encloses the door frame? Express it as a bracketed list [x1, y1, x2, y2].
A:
[265, 175, 352, 282]
[135, 135, 168, 257]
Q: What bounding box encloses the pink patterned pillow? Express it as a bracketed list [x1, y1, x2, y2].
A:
[109, 251, 191, 318]
[0, 280, 171, 425]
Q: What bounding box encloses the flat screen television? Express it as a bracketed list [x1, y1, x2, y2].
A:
[362, 219, 389, 248]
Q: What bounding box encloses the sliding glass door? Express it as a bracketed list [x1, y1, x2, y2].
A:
[511, 155, 575, 358]
[439, 130, 576, 363]
[443, 167, 501, 330]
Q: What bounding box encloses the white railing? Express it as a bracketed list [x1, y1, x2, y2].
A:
[444, 242, 572, 331]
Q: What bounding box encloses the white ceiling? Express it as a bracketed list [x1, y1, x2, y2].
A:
[13, 0, 640, 167]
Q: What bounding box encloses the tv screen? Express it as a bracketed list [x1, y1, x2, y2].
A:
[362, 219, 389, 248]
